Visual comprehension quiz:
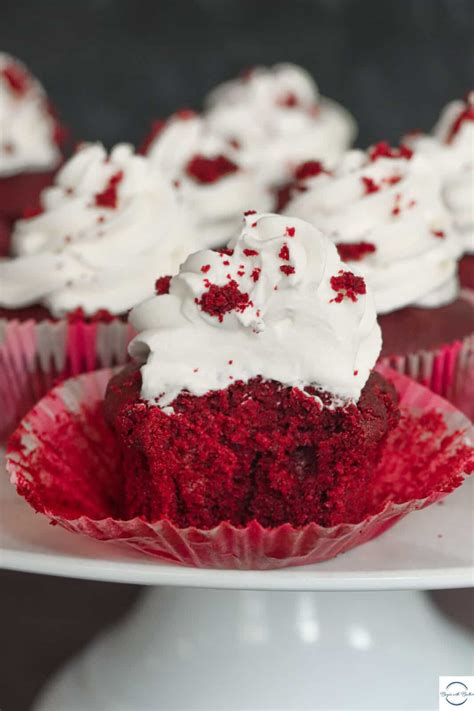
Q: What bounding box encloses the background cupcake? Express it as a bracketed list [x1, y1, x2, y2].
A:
[0, 53, 65, 255]
[405, 92, 474, 289]
[142, 109, 273, 247]
[204, 63, 357, 191]
[284, 141, 473, 412]
[0, 142, 200, 438]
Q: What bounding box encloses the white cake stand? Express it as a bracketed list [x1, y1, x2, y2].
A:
[1, 450, 473, 711]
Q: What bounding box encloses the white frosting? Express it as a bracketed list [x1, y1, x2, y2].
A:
[286, 145, 461, 315]
[145, 111, 272, 247]
[0, 143, 200, 316]
[405, 97, 474, 255]
[204, 63, 357, 187]
[129, 213, 381, 407]
[0, 53, 61, 177]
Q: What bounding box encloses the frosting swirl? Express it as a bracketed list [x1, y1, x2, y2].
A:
[0, 53, 62, 177]
[129, 213, 381, 407]
[405, 93, 474, 255]
[143, 110, 272, 247]
[204, 63, 357, 187]
[0, 143, 200, 316]
[285, 143, 460, 314]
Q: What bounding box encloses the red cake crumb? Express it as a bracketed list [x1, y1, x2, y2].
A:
[196, 280, 251, 322]
[94, 171, 124, 209]
[280, 265, 295, 276]
[446, 92, 474, 143]
[244, 210, 257, 216]
[276, 162, 326, 211]
[1, 64, 29, 95]
[186, 154, 238, 183]
[330, 270, 366, 303]
[432, 230, 445, 239]
[278, 92, 299, 107]
[155, 275, 172, 295]
[104, 368, 400, 528]
[369, 142, 413, 162]
[294, 160, 325, 181]
[279, 244, 290, 260]
[336, 242, 376, 262]
[361, 176, 380, 194]
[243, 248, 259, 256]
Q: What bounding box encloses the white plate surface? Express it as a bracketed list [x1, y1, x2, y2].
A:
[1, 449, 473, 591]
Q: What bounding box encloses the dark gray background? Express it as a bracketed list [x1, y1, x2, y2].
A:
[1, 3, 473, 709]
[1, 0, 473, 150]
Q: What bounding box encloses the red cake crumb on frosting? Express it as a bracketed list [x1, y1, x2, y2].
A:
[369, 141, 413, 162]
[196, 280, 251, 321]
[1, 64, 30, 95]
[94, 171, 124, 209]
[104, 367, 400, 528]
[330, 270, 366, 303]
[336, 242, 376, 262]
[446, 92, 474, 143]
[155, 276, 172, 295]
[186, 154, 239, 184]
[276, 161, 326, 211]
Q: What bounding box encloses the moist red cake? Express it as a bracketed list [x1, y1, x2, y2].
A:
[459, 255, 474, 291]
[105, 365, 400, 529]
[379, 297, 474, 357]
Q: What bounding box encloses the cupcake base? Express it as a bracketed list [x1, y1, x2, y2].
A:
[0, 169, 57, 221]
[459, 254, 474, 290]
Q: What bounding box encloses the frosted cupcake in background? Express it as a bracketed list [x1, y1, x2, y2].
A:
[0, 53, 65, 255]
[141, 109, 273, 246]
[0, 142, 200, 438]
[284, 141, 474, 412]
[404, 92, 474, 289]
[204, 63, 357, 190]
[7, 213, 473, 569]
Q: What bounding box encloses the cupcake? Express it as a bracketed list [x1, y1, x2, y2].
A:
[405, 92, 474, 289]
[284, 142, 474, 412]
[204, 63, 357, 190]
[106, 213, 395, 527]
[0, 53, 64, 254]
[141, 109, 272, 247]
[0, 142, 200, 438]
[7, 214, 473, 569]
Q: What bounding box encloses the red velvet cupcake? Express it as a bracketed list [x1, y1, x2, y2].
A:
[284, 143, 474, 416]
[6, 214, 473, 569]
[0, 142, 201, 439]
[0, 53, 65, 255]
[405, 92, 474, 290]
[141, 109, 272, 247]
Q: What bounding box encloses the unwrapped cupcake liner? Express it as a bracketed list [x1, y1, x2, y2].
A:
[379, 314, 474, 421]
[6, 365, 474, 570]
[0, 317, 135, 440]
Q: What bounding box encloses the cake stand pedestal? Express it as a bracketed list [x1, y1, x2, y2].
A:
[1, 451, 473, 710]
[32, 587, 473, 711]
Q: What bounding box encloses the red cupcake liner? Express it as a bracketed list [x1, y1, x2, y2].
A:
[379, 297, 474, 420]
[0, 317, 135, 441]
[6, 365, 474, 570]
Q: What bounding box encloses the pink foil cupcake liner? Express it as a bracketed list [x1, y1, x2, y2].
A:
[379, 318, 474, 421]
[0, 317, 135, 440]
[6, 365, 474, 570]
